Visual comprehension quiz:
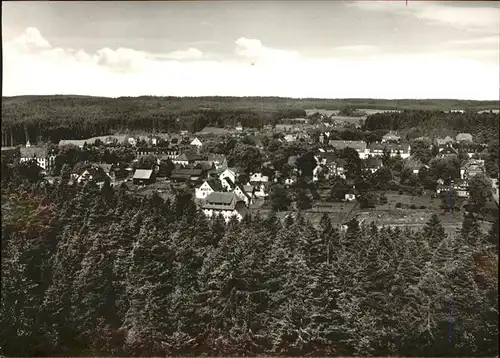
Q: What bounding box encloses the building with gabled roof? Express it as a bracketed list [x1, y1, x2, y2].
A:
[195, 179, 224, 200]
[170, 167, 204, 182]
[381, 131, 401, 143]
[328, 140, 369, 159]
[133, 169, 155, 185]
[19, 145, 55, 172]
[201, 192, 248, 223]
[368, 142, 411, 159]
[365, 156, 383, 173]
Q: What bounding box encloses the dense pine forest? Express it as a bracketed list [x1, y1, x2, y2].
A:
[1, 165, 498, 356]
[1, 96, 498, 145]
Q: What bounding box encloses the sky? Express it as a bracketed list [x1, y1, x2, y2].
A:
[2, 1, 499, 100]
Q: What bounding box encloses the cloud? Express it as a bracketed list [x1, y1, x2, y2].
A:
[2, 27, 499, 100]
[348, 1, 500, 34]
[235, 37, 300, 64]
[158, 48, 204, 60]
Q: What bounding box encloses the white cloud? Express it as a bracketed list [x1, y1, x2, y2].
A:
[235, 37, 300, 64]
[159, 48, 204, 60]
[349, 1, 500, 34]
[2, 27, 499, 100]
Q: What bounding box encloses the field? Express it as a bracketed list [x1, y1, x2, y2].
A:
[252, 192, 492, 236]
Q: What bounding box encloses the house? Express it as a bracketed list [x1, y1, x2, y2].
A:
[19, 145, 55, 172]
[328, 158, 347, 179]
[195, 179, 224, 200]
[190, 137, 203, 148]
[73, 165, 109, 185]
[460, 159, 485, 180]
[235, 123, 243, 131]
[127, 137, 138, 147]
[365, 157, 383, 173]
[249, 172, 269, 184]
[381, 131, 401, 143]
[170, 167, 204, 182]
[136, 147, 160, 158]
[158, 151, 180, 162]
[284, 134, 296, 143]
[437, 145, 458, 159]
[456, 133, 473, 143]
[172, 153, 207, 166]
[368, 142, 411, 159]
[207, 154, 228, 170]
[284, 177, 296, 186]
[233, 185, 255, 206]
[251, 182, 269, 198]
[344, 193, 356, 202]
[328, 140, 369, 159]
[132, 169, 155, 185]
[436, 136, 455, 147]
[436, 180, 469, 198]
[219, 168, 237, 191]
[201, 192, 248, 223]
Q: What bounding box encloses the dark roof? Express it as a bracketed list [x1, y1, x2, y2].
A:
[196, 161, 214, 171]
[171, 167, 203, 176]
[439, 146, 458, 155]
[20, 147, 49, 158]
[133, 169, 154, 180]
[328, 140, 367, 151]
[365, 157, 383, 168]
[202, 192, 242, 209]
[224, 177, 235, 189]
[206, 179, 223, 191]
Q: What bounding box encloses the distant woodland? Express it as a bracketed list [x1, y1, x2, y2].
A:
[1, 96, 499, 145]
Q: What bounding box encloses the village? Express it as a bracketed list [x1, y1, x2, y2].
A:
[2, 109, 498, 234]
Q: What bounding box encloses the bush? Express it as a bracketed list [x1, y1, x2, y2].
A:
[410, 204, 417, 209]
[420, 205, 426, 209]
[398, 190, 404, 195]
[395, 202, 402, 208]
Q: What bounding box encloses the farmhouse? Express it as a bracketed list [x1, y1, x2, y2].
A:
[381, 131, 401, 143]
[190, 137, 203, 148]
[328, 140, 368, 159]
[133, 169, 155, 185]
[170, 167, 204, 182]
[172, 153, 207, 166]
[219, 168, 238, 191]
[195, 179, 223, 200]
[437, 145, 458, 159]
[233, 185, 255, 206]
[201, 192, 248, 223]
[365, 157, 383, 173]
[20, 145, 55, 172]
[72, 165, 109, 185]
[460, 159, 485, 180]
[435, 136, 455, 147]
[368, 142, 411, 159]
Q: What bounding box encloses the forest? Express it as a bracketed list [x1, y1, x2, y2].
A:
[1, 163, 498, 357]
[1, 96, 498, 145]
[363, 110, 500, 144]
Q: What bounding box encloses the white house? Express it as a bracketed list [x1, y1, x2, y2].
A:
[312, 164, 323, 182]
[201, 192, 248, 223]
[233, 185, 255, 206]
[195, 179, 223, 200]
[249, 172, 269, 183]
[20, 145, 55, 172]
[284, 134, 296, 143]
[219, 168, 237, 191]
[344, 193, 356, 202]
[235, 123, 243, 131]
[190, 137, 203, 148]
[250, 182, 268, 198]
